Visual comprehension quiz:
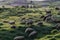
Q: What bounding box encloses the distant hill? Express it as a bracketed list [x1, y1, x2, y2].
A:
[0, 0, 60, 6]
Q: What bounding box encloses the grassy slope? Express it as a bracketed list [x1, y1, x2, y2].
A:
[0, 7, 60, 40]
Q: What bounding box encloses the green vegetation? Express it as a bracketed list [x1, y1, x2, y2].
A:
[0, 6, 60, 40]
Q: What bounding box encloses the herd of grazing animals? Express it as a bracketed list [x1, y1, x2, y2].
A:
[13, 7, 60, 40]
[0, 7, 60, 40]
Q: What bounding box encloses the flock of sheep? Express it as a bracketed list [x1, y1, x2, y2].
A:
[2, 7, 60, 40]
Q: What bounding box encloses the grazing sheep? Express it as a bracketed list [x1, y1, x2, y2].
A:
[51, 16, 60, 23]
[28, 31, 37, 38]
[40, 15, 45, 18]
[45, 17, 52, 22]
[25, 28, 34, 33]
[11, 26, 16, 29]
[37, 21, 43, 26]
[3, 20, 8, 23]
[52, 23, 60, 30]
[14, 36, 25, 40]
[55, 7, 60, 10]
[21, 18, 25, 20]
[43, 14, 52, 21]
[53, 20, 60, 23]
[46, 10, 51, 14]
[9, 21, 15, 24]
[26, 19, 33, 25]
[21, 20, 26, 24]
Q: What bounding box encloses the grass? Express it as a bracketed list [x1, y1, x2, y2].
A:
[0, 7, 60, 40]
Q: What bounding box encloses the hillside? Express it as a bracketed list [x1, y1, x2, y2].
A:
[0, 0, 60, 6]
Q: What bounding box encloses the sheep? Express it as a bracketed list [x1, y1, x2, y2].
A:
[25, 28, 34, 33]
[11, 26, 16, 29]
[28, 31, 37, 38]
[26, 19, 33, 25]
[55, 7, 60, 10]
[37, 21, 43, 26]
[43, 14, 52, 21]
[14, 36, 25, 40]
[53, 20, 60, 23]
[45, 17, 53, 22]
[3, 20, 8, 23]
[9, 21, 15, 24]
[46, 10, 51, 14]
[20, 20, 26, 24]
[52, 23, 60, 30]
[40, 15, 45, 18]
[51, 16, 60, 23]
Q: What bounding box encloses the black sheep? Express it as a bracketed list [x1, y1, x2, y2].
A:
[28, 31, 37, 38]
[14, 36, 25, 40]
[55, 7, 60, 10]
[11, 26, 16, 29]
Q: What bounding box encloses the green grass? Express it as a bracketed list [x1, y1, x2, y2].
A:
[0, 7, 60, 40]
